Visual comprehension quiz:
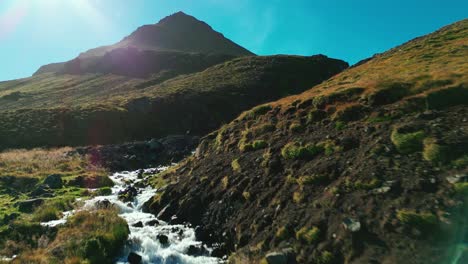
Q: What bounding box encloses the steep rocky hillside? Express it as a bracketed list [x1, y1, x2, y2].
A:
[35, 11, 253, 75]
[144, 19, 468, 263]
[0, 55, 347, 149]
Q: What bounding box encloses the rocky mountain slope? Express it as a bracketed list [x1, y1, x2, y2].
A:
[144, 19, 468, 264]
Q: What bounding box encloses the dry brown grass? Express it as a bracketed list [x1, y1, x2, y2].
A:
[270, 19, 468, 109]
[0, 147, 106, 179]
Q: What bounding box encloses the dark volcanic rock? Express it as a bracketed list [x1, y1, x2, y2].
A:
[44, 174, 63, 189]
[128, 252, 142, 264]
[73, 135, 199, 171]
[17, 198, 44, 213]
[157, 234, 169, 245]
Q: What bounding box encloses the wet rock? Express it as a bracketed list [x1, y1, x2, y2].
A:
[187, 244, 208, 256]
[17, 198, 44, 213]
[128, 252, 142, 264]
[95, 199, 113, 209]
[446, 174, 468, 184]
[157, 234, 169, 245]
[118, 186, 138, 202]
[265, 251, 288, 264]
[44, 174, 63, 189]
[132, 221, 143, 228]
[146, 219, 160, 226]
[343, 217, 361, 232]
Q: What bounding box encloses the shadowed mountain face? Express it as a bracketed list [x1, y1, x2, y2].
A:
[144, 20, 468, 264]
[35, 12, 254, 77]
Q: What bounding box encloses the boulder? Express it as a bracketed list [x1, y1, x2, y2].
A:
[265, 252, 288, 264]
[132, 221, 144, 228]
[17, 198, 44, 213]
[128, 252, 142, 264]
[95, 199, 113, 209]
[187, 244, 208, 256]
[31, 184, 54, 197]
[146, 219, 160, 226]
[44, 174, 63, 189]
[157, 234, 169, 245]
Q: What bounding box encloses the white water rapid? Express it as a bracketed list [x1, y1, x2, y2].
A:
[42, 166, 222, 264]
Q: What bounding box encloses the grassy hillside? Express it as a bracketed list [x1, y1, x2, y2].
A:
[144, 19, 468, 263]
[0, 55, 347, 149]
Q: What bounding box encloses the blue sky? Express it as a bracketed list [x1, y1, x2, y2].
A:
[0, 0, 466, 81]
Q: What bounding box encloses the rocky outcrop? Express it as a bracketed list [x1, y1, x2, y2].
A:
[73, 135, 199, 171]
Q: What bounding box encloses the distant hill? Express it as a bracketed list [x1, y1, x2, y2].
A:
[35, 11, 254, 76]
[145, 19, 468, 263]
[0, 54, 347, 149]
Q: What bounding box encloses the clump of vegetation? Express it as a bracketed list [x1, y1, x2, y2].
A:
[297, 174, 328, 187]
[242, 191, 251, 201]
[316, 251, 334, 264]
[423, 138, 450, 163]
[293, 191, 304, 203]
[334, 121, 346, 130]
[281, 142, 324, 160]
[454, 183, 468, 196]
[307, 109, 327, 123]
[96, 187, 113, 196]
[251, 123, 276, 136]
[352, 178, 381, 191]
[452, 155, 468, 169]
[215, 124, 228, 149]
[239, 139, 268, 152]
[275, 226, 290, 241]
[289, 122, 304, 133]
[231, 159, 241, 173]
[317, 140, 342, 155]
[222, 176, 229, 190]
[296, 226, 320, 244]
[244, 104, 273, 119]
[14, 209, 129, 264]
[391, 129, 426, 154]
[396, 209, 438, 232]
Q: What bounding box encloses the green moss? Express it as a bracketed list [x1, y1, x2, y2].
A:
[367, 115, 393, 123]
[316, 251, 334, 264]
[317, 140, 342, 155]
[396, 209, 438, 231]
[452, 155, 468, 169]
[423, 138, 450, 163]
[96, 187, 112, 196]
[215, 124, 228, 149]
[281, 142, 324, 160]
[391, 129, 426, 154]
[334, 121, 346, 130]
[231, 159, 241, 173]
[454, 183, 468, 196]
[296, 226, 320, 244]
[353, 178, 381, 191]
